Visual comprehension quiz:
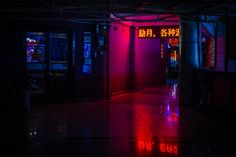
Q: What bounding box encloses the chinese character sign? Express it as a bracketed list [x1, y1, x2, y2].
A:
[138, 28, 157, 38]
[138, 26, 179, 38]
[160, 28, 179, 37]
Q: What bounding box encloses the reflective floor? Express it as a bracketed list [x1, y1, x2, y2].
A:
[1, 82, 231, 157]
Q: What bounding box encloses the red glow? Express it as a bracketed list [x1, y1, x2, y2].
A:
[161, 44, 164, 58]
[109, 22, 131, 93]
[170, 52, 178, 62]
[135, 105, 153, 152]
[167, 113, 178, 122]
[206, 37, 216, 67]
[168, 38, 179, 46]
[159, 143, 178, 155]
[137, 141, 153, 151]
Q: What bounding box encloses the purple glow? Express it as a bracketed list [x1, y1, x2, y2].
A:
[109, 14, 180, 92]
[134, 28, 162, 88]
[109, 22, 131, 94]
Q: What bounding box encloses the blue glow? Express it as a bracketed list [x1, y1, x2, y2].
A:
[27, 63, 46, 70]
[82, 64, 91, 74]
[26, 32, 46, 64]
[83, 32, 92, 74]
[49, 63, 68, 70]
[49, 33, 68, 62]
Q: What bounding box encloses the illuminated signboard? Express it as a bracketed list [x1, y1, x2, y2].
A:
[138, 28, 157, 38]
[138, 26, 179, 38]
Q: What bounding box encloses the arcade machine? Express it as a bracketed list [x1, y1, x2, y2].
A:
[166, 38, 179, 79]
[26, 32, 46, 97]
[47, 32, 70, 98]
[26, 32, 71, 103]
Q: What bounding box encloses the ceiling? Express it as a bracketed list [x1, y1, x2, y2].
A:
[1, 0, 236, 24]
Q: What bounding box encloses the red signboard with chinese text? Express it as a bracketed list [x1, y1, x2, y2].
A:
[138, 26, 179, 38]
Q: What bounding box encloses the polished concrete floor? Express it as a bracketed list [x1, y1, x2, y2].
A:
[1, 82, 231, 157]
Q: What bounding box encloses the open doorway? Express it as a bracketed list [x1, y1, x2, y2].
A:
[109, 14, 180, 96]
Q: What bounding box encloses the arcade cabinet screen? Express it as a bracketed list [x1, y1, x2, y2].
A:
[26, 32, 46, 70]
[49, 33, 68, 70]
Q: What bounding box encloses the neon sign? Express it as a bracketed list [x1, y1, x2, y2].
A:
[160, 28, 179, 37]
[138, 26, 179, 38]
[168, 38, 179, 45]
[138, 28, 157, 38]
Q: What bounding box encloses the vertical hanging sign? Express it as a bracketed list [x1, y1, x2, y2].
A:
[82, 32, 92, 74]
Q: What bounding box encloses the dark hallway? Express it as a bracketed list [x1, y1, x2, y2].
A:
[1, 81, 229, 157]
[1, 1, 235, 157]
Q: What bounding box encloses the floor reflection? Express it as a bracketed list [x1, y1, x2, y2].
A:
[134, 87, 179, 156]
[22, 82, 229, 157]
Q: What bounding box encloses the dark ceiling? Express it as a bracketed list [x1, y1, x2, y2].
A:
[1, 0, 236, 23]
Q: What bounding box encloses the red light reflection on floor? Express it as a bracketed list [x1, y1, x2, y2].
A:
[160, 143, 178, 155]
[137, 141, 153, 151]
[134, 87, 179, 154]
[135, 105, 153, 152]
[167, 113, 178, 122]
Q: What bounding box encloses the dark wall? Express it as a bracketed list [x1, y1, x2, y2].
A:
[216, 23, 226, 71]
[0, 24, 25, 112]
[134, 29, 162, 89]
[228, 22, 236, 60]
[109, 23, 131, 95]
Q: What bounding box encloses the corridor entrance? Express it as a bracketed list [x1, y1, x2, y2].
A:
[109, 14, 180, 96]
